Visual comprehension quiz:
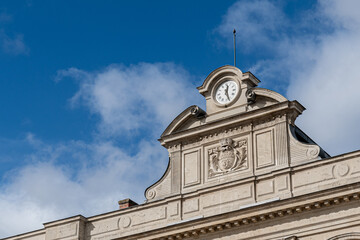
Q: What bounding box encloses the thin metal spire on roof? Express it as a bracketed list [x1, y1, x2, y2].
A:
[233, 29, 236, 67]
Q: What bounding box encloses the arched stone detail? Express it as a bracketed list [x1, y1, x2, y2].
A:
[197, 65, 244, 95]
[252, 87, 288, 103]
[160, 105, 203, 140]
[327, 232, 360, 240]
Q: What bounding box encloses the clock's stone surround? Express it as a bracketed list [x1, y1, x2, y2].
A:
[197, 66, 259, 116]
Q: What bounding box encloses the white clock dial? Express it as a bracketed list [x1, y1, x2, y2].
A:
[215, 80, 239, 105]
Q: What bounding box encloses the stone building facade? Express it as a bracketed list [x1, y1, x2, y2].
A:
[4, 66, 360, 240]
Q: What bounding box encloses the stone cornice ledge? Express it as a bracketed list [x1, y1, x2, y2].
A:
[160, 100, 302, 147]
[124, 185, 360, 240]
[43, 215, 87, 228]
[2, 229, 46, 240]
[291, 149, 360, 169]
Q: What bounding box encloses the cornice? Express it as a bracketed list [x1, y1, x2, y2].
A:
[162, 101, 302, 148]
[150, 192, 360, 240]
[2, 229, 46, 240]
[43, 215, 87, 228]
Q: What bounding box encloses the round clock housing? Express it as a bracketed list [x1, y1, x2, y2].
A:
[214, 80, 239, 105]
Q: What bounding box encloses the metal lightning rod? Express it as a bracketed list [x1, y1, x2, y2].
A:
[233, 29, 236, 67]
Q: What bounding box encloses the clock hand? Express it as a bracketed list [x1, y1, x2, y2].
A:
[225, 85, 230, 101]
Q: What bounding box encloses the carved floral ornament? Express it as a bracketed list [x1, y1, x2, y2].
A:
[208, 138, 247, 177]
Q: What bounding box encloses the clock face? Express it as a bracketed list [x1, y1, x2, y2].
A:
[215, 80, 239, 105]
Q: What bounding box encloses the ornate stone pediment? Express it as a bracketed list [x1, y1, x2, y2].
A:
[146, 65, 327, 203]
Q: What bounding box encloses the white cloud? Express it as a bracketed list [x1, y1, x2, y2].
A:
[287, 0, 360, 155]
[321, 0, 360, 31]
[0, 62, 203, 238]
[218, 0, 360, 155]
[216, 0, 287, 52]
[57, 63, 203, 137]
[0, 11, 29, 56]
[0, 135, 168, 238]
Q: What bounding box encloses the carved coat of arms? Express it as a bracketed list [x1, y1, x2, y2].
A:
[208, 138, 247, 177]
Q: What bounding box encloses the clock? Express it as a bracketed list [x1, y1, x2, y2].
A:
[214, 80, 239, 105]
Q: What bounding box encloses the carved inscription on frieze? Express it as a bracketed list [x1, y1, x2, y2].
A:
[208, 138, 247, 177]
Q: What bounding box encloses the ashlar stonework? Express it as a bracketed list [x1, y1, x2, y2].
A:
[4, 66, 360, 240]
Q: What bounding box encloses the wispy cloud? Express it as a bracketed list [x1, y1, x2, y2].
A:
[0, 31, 29, 55]
[56, 63, 203, 138]
[0, 62, 203, 238]
[287, 0, 360, 154]
[216, 0, 287, 52]
[0, 134, 168, 237]
[217, 0, 360, 155]
[0, 11, 29, 56]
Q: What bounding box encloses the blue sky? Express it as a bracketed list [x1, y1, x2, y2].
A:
[1, 0, 360, 237]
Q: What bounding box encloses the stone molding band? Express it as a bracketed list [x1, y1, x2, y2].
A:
[152, 192, 360, 240]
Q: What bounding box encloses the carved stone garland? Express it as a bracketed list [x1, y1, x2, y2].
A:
[208, 138, 247, 177]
